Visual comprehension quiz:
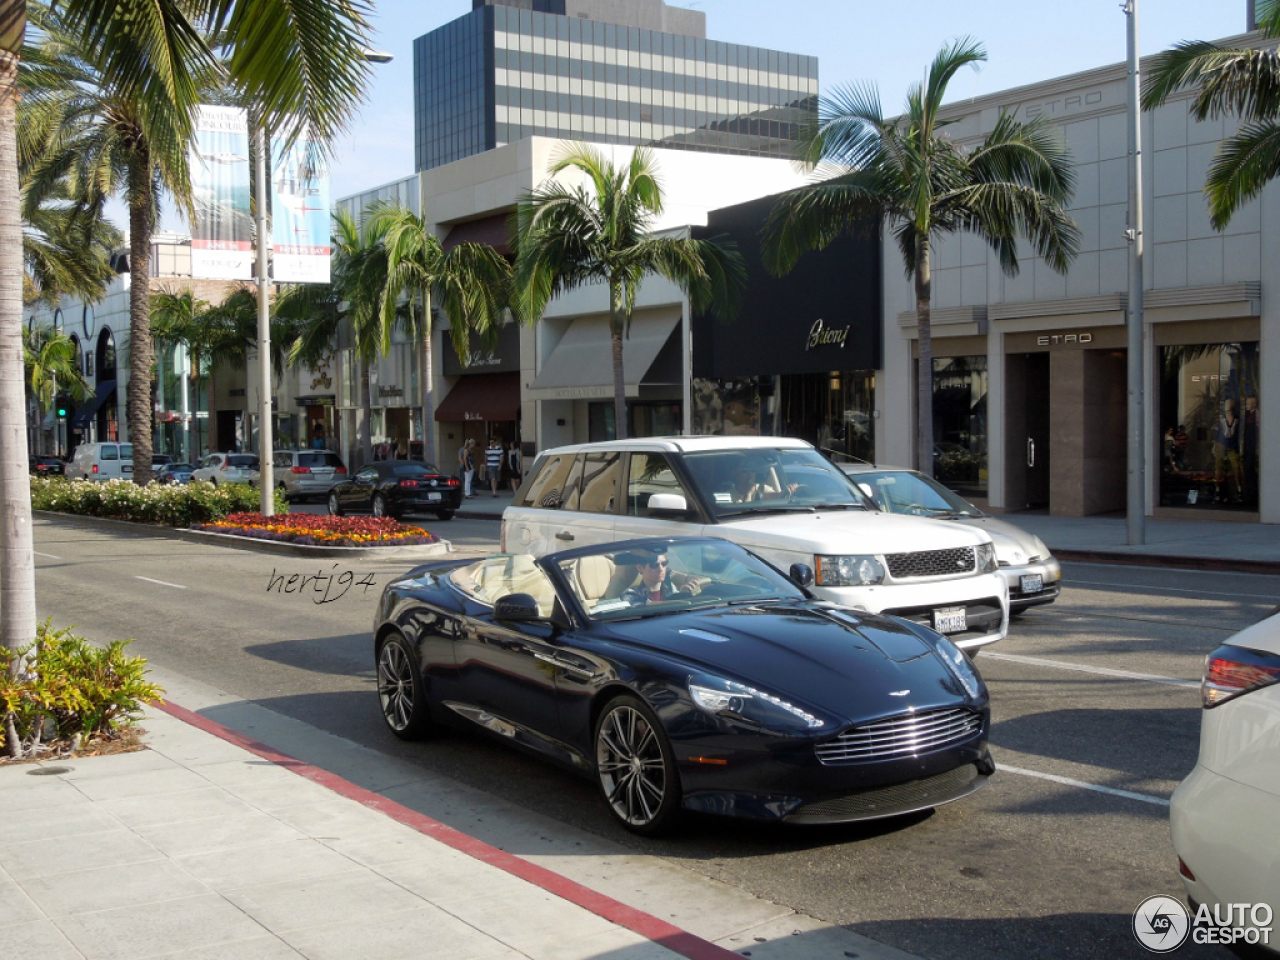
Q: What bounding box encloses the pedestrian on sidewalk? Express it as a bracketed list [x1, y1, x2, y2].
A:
[506, 440, 522, 493]
[485, 438, 503, 497]
[459, 439, 476, 497]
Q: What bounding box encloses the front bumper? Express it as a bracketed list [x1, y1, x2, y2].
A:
[1000, 557, 1062, 610]
[810, 571, 1009, 651]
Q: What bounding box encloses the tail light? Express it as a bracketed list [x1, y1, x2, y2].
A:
[220, 460, 229, 471]
[291, 466, 311, 474]
[1203, 644, 1280, 708]
[335, 467, 347, 474]
[399, 479, 419, 488]
[446, 476, 460, 487]
[92, 463, 98, 474]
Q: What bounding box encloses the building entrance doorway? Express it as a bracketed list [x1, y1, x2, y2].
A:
[1005, 352, 1051, 509]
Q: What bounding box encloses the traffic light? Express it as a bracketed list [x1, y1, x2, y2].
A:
[56, 395, 68, 418]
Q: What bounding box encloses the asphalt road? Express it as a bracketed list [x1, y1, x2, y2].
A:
[32, 513, 1277, 960]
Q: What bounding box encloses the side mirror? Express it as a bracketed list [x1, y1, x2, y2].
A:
[647, 493, 689, 518]
[494, 592, 544, 622]
[789, 563, 815, 588]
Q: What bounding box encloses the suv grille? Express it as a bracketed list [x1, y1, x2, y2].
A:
[886, 546, 975, 579]
[815, 707, 982, 764]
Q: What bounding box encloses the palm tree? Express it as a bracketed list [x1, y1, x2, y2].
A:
[1142, 0, 1280, 228]
[22, 179, 120, 306]
[370, 201, 514, 466]
[23, 324, 90, 455]
[514, 143, 745, 440]
[760, 39, 1080, 476]
[277, 208, 396, 467]
[1, 0, 373, 660]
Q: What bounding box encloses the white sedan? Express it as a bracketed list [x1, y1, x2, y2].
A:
[1171, 607, 1280, 953]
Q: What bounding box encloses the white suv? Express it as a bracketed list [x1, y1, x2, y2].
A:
[502, 437, 1008, 651]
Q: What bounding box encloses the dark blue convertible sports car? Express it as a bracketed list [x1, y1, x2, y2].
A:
[374, 536, 993, 835]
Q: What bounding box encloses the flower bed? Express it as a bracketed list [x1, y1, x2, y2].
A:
[32, 476, 281, 525]
[194, 512, 438, 547]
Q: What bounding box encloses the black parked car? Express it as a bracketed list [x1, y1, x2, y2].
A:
[29, 455, 65, 476]
[328, 461, 462, 520]
[373, 536, 992, 835]
[155, 462, 195, 485]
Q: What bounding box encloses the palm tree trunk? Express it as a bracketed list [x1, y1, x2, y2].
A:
[915, 235, 934, 478]
[205, 353, 218, 453]
[359, 359, 372, 467]
[126, 155, 155, 485]
[0, 43, 38, 665]
[418, 292, 436, 465]
[610, 282, 627, 440]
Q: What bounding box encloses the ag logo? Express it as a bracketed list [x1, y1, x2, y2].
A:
[1133, 895, 1191, 952]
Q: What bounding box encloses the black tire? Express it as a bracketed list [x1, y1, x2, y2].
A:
[376, 631, 433, 740]
[435, 509, 455, 521]
[373, 493, 392, 519]
[328, 491, 343, 516]
[594, 694, 682, 835]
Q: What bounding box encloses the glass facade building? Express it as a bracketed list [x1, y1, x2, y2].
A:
[414, 0, 817, 171]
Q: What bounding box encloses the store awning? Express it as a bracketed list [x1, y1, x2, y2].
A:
[71, 381, 115, 430]
[526, 314, 680, 401]
[435, 372, 520, 422]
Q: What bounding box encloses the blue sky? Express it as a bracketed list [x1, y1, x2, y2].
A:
[145, 0, 1248, 233]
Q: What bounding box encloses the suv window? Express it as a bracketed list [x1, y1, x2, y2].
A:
[519, 453, 579, 509]
[626, 453, 694, 518]
[228, 455, 258, 468]
[297, 452, 342, 469]
[577, 452, 620, 514]
[682, 448, 867, 517]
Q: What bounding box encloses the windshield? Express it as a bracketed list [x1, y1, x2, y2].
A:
[558, 539, 805, 622]
[682, 448, 870, 518]
[848, 470, 979, 517]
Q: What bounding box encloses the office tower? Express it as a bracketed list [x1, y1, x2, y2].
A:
[414, 0, 817, 171]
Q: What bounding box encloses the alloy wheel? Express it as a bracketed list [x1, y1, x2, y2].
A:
[377, 640, 416, 733]
[595, 698, 679, 833]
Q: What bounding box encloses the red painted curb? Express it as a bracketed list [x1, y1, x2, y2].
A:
[154, 700, 743, 960]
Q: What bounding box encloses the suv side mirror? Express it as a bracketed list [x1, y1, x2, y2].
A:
[494, 593, 544, 622]
[647, 493, 690, 518]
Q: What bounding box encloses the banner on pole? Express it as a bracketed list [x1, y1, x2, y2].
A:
[190, 105, 253, 280]
[271, 128, 331, 283]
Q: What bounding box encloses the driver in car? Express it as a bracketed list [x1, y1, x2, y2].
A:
[619, 548, 705, 605]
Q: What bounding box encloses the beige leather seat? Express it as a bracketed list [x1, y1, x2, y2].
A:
[568, 555, 616, 607]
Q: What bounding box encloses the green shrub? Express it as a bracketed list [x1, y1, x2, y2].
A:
[1, 621, 164, 760]
[32, 476, 285, 526]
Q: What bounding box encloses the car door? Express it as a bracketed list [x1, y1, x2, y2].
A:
[612, 451, 706, 543]
[505, 452, 607, 556]
[344, 466, 380, 511]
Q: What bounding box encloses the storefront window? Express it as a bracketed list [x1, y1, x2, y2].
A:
[779, 371, 875, 464]
[1158, 342, 1259, 511]
[932, 357, 987, 498]
[589, 401, 683, 441]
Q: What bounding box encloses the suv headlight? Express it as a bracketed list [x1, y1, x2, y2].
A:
[688, 676, 826, 730]
[975, 542, 997, 574]
[815, 554, 885, 586]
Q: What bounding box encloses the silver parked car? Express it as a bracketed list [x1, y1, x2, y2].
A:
[840, 463, 1060, 614]
[192, 452, 260, 486]
[256, 449, 348, 502]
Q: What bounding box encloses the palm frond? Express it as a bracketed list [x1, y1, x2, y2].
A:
[1203, 119, 1280, 228]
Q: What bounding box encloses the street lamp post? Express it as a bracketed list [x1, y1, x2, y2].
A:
[256, 48, 393, 516]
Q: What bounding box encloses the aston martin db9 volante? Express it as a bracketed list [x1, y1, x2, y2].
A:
[373, 536, 993, 835]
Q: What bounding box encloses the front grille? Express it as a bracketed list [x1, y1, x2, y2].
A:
[886, 547, 975, 579]
[815, 707, 983, 765]
[789, 763, 982, 820]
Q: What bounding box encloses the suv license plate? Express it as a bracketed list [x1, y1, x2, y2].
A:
[934, 607, 967, 634]
[1020, 574, 1043, 594]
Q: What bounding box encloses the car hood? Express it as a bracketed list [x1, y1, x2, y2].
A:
[947, 516, 1049, 564]
[602, 601, 978, 721]
[717, 509, 991, 555]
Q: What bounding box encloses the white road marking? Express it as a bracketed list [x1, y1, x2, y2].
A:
[35, 551, 61, 560]
[998, 762, 1171, 807]
[135, 576, 187, 590]
[983, 651, 1199, 689]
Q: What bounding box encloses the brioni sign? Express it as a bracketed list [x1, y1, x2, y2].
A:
[806, 319, 850, 351]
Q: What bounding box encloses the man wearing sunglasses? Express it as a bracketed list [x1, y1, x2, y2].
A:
[619, 548, 704, 606]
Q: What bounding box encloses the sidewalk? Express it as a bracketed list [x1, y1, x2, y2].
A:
[0, 700, 918, 960]
[458, 490, 1280, 573]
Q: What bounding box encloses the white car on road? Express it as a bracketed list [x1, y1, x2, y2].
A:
[1171, 607, 1280, 952]
[502, 437, 1008, 651]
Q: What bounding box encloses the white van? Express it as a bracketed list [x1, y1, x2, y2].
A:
[502, 436, 1009, 652]
[66, 442, 134, 481]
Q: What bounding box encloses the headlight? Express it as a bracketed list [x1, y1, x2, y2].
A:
[688, 677, 826, 730]
[920, 633, 984, 699]
[814, 554, 885, 586]
[975, 542, 997, 573]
